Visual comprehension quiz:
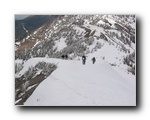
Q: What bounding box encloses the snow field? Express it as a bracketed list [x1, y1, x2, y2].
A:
[23, 57, 135, 106]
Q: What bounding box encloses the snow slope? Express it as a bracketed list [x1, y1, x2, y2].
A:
[24, 57, 136, 106]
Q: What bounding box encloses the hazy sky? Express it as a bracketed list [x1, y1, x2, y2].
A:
[15, 15, 29, 20]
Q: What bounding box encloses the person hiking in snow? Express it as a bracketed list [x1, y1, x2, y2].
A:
[91, 57, 96, 64]
[61, 55, 65, 59]
[65, 55, 68, 60]
[82, 55, 86, 65]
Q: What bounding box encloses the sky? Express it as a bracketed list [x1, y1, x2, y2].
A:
[15, 15, 29, 20]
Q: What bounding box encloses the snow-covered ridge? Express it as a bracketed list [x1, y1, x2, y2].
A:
[22, 57, 136, 106]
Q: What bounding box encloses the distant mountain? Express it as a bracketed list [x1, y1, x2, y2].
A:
[15, 15, 58, 41]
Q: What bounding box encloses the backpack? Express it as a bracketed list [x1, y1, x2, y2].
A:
[82, 56, 86, 61]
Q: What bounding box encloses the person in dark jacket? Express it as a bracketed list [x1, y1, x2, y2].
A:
[91, 57, 96, 64]
[65, 55, 68, 60]
[61, 55, 65, 59]
[82, 55, 86, 65]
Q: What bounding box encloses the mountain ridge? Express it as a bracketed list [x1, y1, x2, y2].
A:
[15, 15, 135, 75]
[15, 15, 136, 105]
